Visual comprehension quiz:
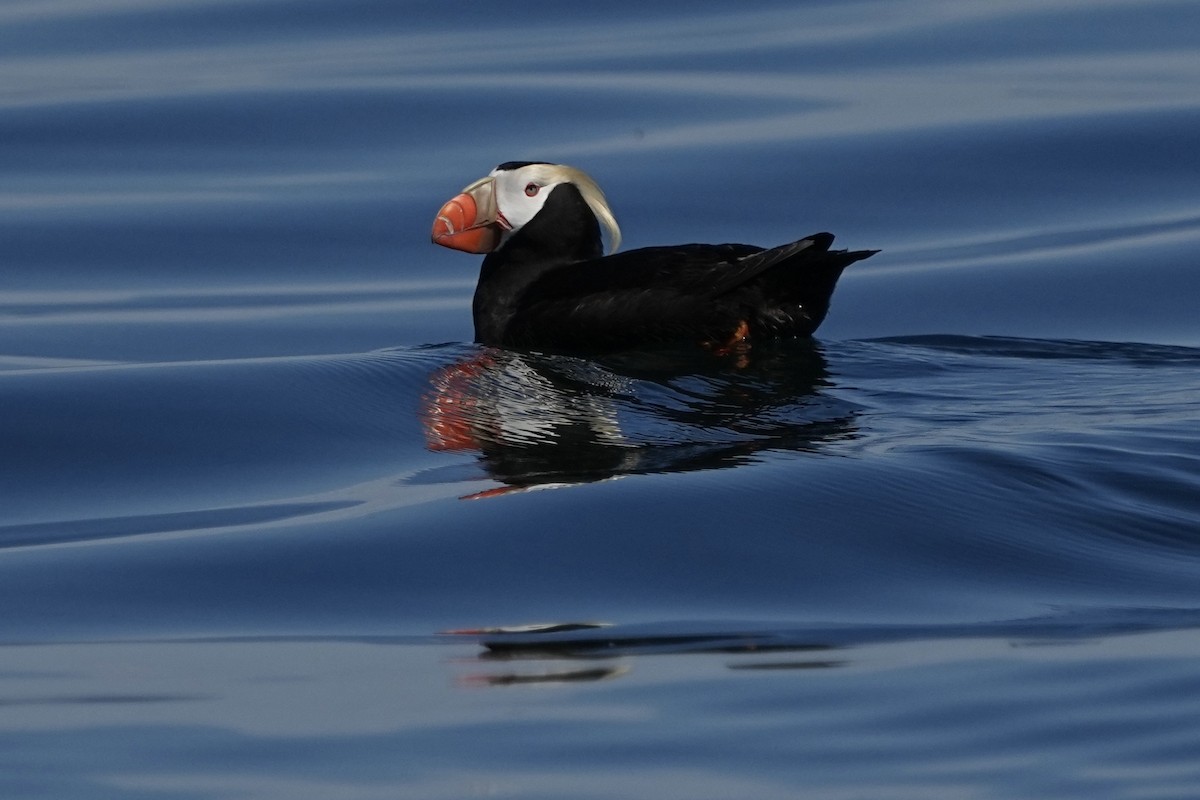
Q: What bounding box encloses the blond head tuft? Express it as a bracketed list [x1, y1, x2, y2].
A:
[522, 163, 622, 253]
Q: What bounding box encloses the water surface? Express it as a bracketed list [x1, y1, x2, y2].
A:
[3, 1, 1200, 798]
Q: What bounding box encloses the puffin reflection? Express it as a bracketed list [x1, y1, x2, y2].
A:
[421, 342, 858, 498]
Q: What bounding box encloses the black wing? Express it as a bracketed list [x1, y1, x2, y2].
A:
[502, 236, 876, 351]
[503, 244, 759, 350]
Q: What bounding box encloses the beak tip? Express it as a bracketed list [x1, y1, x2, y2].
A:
[430, 185, 502, 254]
[431, 217, 451, 245]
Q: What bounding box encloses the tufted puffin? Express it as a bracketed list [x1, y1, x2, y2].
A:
[431, 161, 877, 353]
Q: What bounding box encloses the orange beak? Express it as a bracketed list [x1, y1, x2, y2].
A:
[431, 176, 508, 254]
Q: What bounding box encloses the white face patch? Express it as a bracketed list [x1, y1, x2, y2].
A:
[488, 163, 622, 253]
[488, 164, 570, 237]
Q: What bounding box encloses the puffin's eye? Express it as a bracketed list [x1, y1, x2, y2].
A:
[524, 183, 540, 197]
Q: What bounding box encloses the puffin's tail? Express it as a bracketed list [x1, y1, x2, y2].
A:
[748, 233, 878, 337]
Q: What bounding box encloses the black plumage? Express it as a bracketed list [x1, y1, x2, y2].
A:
[433, 164, 877, 353]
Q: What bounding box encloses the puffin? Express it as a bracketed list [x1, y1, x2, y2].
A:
[431, 161, 877, 353]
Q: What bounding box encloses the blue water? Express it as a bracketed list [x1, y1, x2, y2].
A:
[4, 1, 1200, 797]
